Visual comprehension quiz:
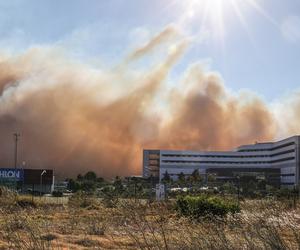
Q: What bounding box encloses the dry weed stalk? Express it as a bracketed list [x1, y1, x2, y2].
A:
[0, 192, 299, 249]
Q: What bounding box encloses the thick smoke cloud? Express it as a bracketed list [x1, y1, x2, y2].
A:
[0, 28, 298, 178]
[159, 67, 277, 151]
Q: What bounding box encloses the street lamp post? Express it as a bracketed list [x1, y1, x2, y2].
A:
[40, 170, 46, 196]
[13, 133, 20, 191]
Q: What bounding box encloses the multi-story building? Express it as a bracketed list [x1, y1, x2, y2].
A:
[143, 135, 300, 187]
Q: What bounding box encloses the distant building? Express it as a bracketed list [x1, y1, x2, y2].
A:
[54, 181, 69, 192]
[0, 168, 54, 194]
[143, 135, 300, 187]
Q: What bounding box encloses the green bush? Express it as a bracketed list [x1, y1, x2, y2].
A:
[176, 195, 240, 218]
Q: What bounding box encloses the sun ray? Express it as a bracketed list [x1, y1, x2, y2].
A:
[229, 0, 256, 46]
[214, 0, 226, 48]
[172, 0, 277, 49]
[246, 0, 278, 27]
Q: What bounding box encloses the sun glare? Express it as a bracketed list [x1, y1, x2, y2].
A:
[174, 0, 275, 47]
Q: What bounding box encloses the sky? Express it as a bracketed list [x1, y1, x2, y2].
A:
[0, 0, 300, 102]
[0, 0, 300, 101]
[1, 0, 300, 175]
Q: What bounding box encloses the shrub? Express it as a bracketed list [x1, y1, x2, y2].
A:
[75, 238, 100, 247]
[275, 187, 298, 199]
[68, 192, 98, 208]
[176, 195, 240, 218]
[52, 190, 63, 197]
[40, 233, 58, 241]
[16, 197, 37, 208]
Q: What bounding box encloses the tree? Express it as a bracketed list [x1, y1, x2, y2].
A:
[113, 176, 124, 193]
[67, 178, 81, 192]
[162, 171, 171, 183]
[186, 175, 193, 185]
[96, 177, 104, 183]
[77, 174, 83, 181]
[81, 180, 96, 192]
[240, 176, 257, 197]
[258, 179, 267, 190]
[221, 182, 236, 194]
[178, 172, 186, 185]
[207, 174, 216, 183]
[191, 169, 202, 184]
[84, 171, 97, 181]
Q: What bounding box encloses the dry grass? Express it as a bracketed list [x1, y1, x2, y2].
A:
[0, 188, 299, 249]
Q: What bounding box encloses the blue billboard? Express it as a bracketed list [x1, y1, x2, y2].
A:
[0, 168, 24, 181]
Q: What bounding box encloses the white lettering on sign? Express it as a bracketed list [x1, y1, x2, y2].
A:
[0, 170, 20, 179]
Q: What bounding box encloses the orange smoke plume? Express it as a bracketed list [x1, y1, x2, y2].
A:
[0, 28, 298, 178]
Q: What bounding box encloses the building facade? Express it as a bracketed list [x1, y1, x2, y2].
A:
[0, 168, 55, 194]
[143, 135, 300, 187]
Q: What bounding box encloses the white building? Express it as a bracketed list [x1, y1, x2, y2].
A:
[143, 135, 300, 187]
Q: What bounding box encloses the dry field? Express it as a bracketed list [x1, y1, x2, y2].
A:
[0, 190, 300, 249]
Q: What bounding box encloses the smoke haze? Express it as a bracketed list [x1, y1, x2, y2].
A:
[0, 28, 298, 178]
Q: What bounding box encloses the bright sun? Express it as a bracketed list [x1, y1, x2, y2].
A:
[174, 0, 274, 46]
[189, 0, 226, 38]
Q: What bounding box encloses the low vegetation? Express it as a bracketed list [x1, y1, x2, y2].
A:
[176, 195, 240, 218]
[0, 185, 300, 249]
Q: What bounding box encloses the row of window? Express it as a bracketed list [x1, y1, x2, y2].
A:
[148, 155, 160, 160]
[162, 154, 271, 158]
[161, 149, 295, 159]
[149, 160, 159, 164]
[162, 157, 295, 165]
[238, 142, 295, 152]
[281, 174, 295, 177]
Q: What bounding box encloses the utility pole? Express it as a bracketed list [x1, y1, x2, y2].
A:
[13, 133, 20, 191]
